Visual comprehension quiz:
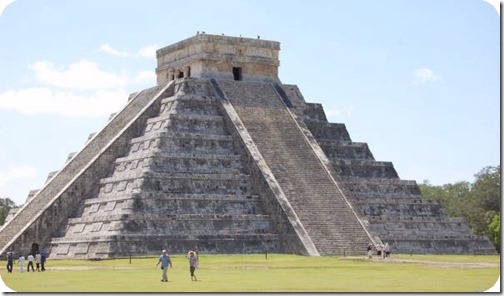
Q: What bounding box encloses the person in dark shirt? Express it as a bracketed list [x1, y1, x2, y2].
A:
[6, 252, 14, 273]
[367, 243, 373, 259]
[41, 252, 46, 271]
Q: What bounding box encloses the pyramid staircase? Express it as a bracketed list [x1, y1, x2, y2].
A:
[291, 92, 496, 254]
[212, 80, 374, 256]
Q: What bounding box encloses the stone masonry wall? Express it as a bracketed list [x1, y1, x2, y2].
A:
[0, 84, 173, 256]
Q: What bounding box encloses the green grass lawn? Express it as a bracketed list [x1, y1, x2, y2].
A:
[0, 254, 499, 292]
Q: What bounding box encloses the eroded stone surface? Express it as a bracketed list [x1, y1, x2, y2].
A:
[0, 34, 495, 258]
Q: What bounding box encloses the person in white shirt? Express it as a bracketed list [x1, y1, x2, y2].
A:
[35, 252, 42, 271]
[18, 255, 25, 273]
[384, 242, 390, 258]
[187, 251, 199, 281]
[376, 243, 383, 258]
[27, 254, 34, 272]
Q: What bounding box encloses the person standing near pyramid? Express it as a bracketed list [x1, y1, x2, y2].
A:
[6, 251, 13, 273]
[35, 252, 41, 271]
[18, 254, 25, 273]
[187, 251, 199, 281]
[156, 249, 172, 282]
[26, 254, 34, 272]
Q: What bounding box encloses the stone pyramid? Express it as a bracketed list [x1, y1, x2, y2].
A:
[0, 34, 496, 259]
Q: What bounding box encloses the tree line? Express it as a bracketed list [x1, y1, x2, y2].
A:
[0, 197, 16, 226]
[419, 165, 500, 252]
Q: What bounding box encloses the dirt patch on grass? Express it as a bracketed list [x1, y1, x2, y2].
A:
[344, 256, 499, 268]
[387, 258, 499, 268]
[48, 266, 136, 271]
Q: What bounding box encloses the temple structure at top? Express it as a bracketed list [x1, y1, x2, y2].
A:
[155, 33, 280, 84]
[0, 34, 496, 259]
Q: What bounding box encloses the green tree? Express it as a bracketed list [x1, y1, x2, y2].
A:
[472, 165, 500, 212]
[419, 180, 472, 219]
[468, 166, 501, 236]
[0, 197, 17, 225]
[419, 165, 501, 250]
[488, 213, 500, 252]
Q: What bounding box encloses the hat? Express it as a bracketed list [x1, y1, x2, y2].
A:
[162, 249, 167, 253]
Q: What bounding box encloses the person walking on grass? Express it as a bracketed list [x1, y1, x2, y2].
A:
[384, 242, 390, 258]
[155, 250, 172, 282]
[18, 255, 25, 273]
[27, 254, 34, 272]
[187, 251, 199, 281]
[41, 252, 46, 271]
[6, 252, 14, 273]
[376, 243, 383, 258]
[367, 243, 373, 259]
[35, 252, 41, 271]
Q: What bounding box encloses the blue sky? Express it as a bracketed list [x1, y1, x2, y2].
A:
[0, 0, 500, 293]
[0, 0, 500, 209]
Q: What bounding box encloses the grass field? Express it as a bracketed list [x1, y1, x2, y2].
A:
[0, 253, 499, 292]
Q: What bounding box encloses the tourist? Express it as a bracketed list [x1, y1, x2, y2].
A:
[27, 254, 34, 272]
[6, 251, 14, 273]
[384, 242, 390, 258]
[367, 243, 373, 259]
[35, 252, 41, 271]
[376, 243, 383, 258]
[41, 252, 46, 271]
[187, 251, 199, 281]
[18, 254, 25, 273]
[155, 250, 172, 282]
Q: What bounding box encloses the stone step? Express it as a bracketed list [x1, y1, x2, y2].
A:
[81, 195, 263, 216]
[52, 233, 279, 244]
[216, 80, 372, 255]
[115, 152, 242, 164]
[331, 159, 399, 179]
[145, 112, 227, 136]
[49, 233, 279, 259]
[68, 212, 270, 224]
[84, 193, 258, 205]
[303, 121, 352, 142]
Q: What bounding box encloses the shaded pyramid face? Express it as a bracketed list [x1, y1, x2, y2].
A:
[299, 102, 497, 255]
[50, 79, 280, 258]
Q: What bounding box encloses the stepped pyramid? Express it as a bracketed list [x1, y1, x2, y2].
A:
[1, 34, 495, 259]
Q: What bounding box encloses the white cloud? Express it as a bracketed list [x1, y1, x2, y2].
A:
[412, 68, 442, 85]
[134, 71, 156, 84]
[29, 60, 128, 90]
[137, 45, 158, 59]
[0, 165, 37, 190]
[0, 58, 155, 117]
[0, 87, 128, 117]
[99, 44, 158, 59]
[99, 44, 130, 57]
